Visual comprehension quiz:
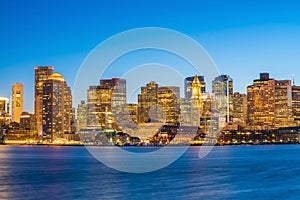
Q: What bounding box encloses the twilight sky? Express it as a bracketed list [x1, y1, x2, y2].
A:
[1, 0, 300, 113]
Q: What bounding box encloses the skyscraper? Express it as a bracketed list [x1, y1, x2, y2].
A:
[157, 86, 180, 124]
[77, 100, 87, 131]
[247, 73, 275, 130]
[274, 80, 293, 128]
[87, 78, 126, 131]
[12, 83, 23, 123]
[184, 75, 206, 99]
[138, 81, 158, 123]
[232, 92, 247, 123]
[42, 72, 72, 142]
[34, 66, 54, 135]
[247, 73, 293, 129]
[212, 75, 233, 122]
[292, 85, 300, 126]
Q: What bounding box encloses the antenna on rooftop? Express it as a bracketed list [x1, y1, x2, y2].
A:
[293, 74, 295, 86]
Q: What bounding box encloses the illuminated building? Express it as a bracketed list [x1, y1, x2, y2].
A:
[212, 75, 233, 122]
[184, 75, 206, 99]
[292, 86, 300, 125]
[0, 97, 11, 127]
[87, 78, 126, 131]
[157, 86, 180, 124]
[232, 92, 247, 123]
[126, 103, 138, 125]
[137, 82, 180, 125]
[42, 72, 72, 142]
[191, 75, 203, 127]
[179, 98, 191, 126]
[274, 80, 294, 128]
[12, 83, 23, 123]
[20, 112, 38, 140]
[247, 73, 293, 130]
[200, 93, 219, 138]
[77, 100, 87, 131]
[34, 66, 54, 135]
[138, 81, 158, 123]
[247, 73, 275, 130]
[0, 97, 9, 115]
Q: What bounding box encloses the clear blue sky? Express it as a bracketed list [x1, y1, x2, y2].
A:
[1, 0, 300, 112]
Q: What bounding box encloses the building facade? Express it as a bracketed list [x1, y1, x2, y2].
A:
[138, 81, 158, 123]
[34, 66, 54, 135]
[77, 100, 87, 131]
[12, 83, 23, 123]
[292, 86, 300, 126]
[232, 92, 247, 123]
[212, 75, 233, 123]
[247, 73, 294, 130]
[184, 75, 206, 99]
[157, 86, 180, 124]
[42, 72, 72, 142]
[87, 78, 126, 131]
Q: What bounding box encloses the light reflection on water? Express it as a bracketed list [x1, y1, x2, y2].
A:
[0, 145, 300, 199]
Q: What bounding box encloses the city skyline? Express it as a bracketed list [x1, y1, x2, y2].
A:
[2, 0, 300, 113]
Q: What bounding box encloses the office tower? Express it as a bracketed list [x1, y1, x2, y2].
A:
[157, 86, 180, 124]
[77, 100, 87, 131]
[201, 92, 219, 137]
[232, 92, 247, 122]
[212, 75, 233, 122]
[292, 86, 300, 125]
[87, 78, 126, 131]
[0, 97, 10, 115]
[42, 72, 72, 142]
[274, 80, 293, 127]
[138, 81, 158, 123]
[247, 73, 293, 129]
[179, 98, 191, 126]
[191, 75, 203, 127]
[137, 81, 180, 125]
[34, 66, 54, 135]
[184, 75, 206, 99]
[247, 73, 275, 130]
[12, 83, 24, 123]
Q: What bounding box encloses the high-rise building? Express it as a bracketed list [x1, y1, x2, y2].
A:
[184, 75, 206, 99]
[157, 86, 180, 124]
[137, 82, 180, 125]
[42, 72, 72, 142]
[247, 73, 275, 130]
[191, 75, 203, 127]
[138, 81, 158, 123]
[12, 83, 23, 123]
[292, 86, 300, 126]
[87, 78, 126, 131]
[274, 80, 293, 128]
[0, 97, 9, 115]
[247, 73, 293, 129]
[34, 66, 54, 135]
[232, 92, 247, 123]
[77, 100, 87, 131]
[212, 75, 233, 122]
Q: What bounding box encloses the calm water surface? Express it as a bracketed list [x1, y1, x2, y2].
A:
[0, 145, 300, 200]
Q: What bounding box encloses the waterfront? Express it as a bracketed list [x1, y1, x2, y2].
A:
[0, 145, 300, 199]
